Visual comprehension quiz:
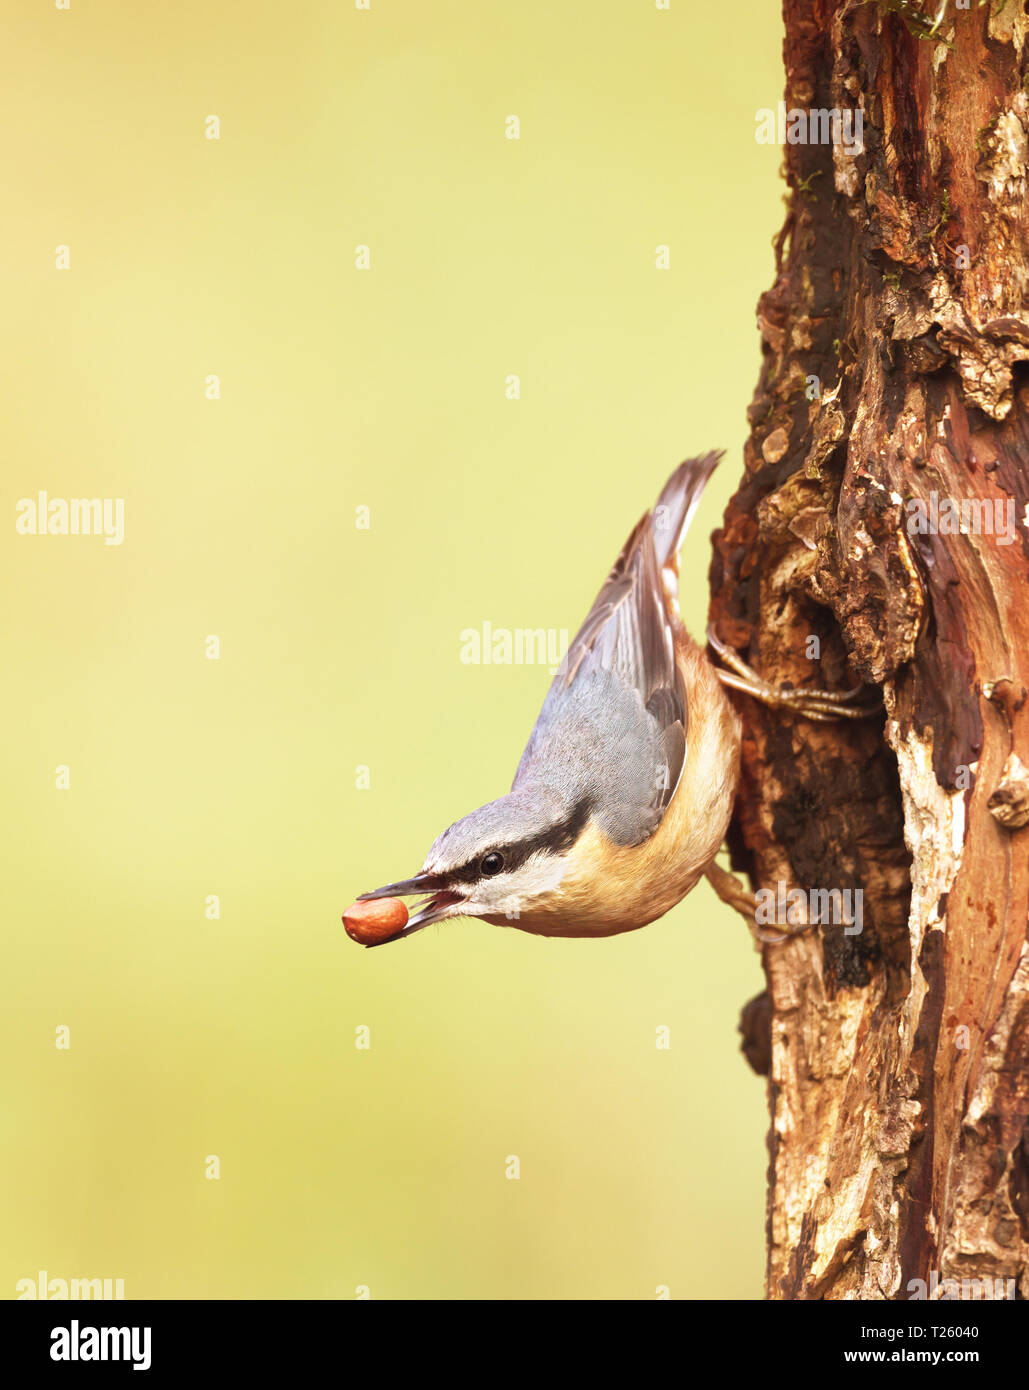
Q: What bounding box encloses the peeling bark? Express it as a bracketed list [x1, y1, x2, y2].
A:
[711, 0, 1029, 1300]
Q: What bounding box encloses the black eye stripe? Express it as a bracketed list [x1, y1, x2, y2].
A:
[446, 798, 592, 885]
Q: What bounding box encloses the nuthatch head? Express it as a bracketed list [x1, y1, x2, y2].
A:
[352, 454, 742, 945]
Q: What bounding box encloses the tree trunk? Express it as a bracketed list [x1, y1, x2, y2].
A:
[710, 0, 1029, 1300]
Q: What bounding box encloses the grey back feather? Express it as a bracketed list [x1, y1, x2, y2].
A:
[512, 453, 722, 847]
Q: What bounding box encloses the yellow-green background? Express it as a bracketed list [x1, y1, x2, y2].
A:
[2, 1, 783, 1299]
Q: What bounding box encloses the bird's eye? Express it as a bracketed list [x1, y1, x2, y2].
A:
[480, 851, 505, 877]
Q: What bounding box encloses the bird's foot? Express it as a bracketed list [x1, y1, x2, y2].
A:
[703, 859, 818, 947]
[703, 860, 757, 921]
[706, 625, 882, 723]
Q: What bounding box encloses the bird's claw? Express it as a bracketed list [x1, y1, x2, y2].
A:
[706, 625, 882, 723]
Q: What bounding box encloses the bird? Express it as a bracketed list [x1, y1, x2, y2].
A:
[351, 453, 875, 946]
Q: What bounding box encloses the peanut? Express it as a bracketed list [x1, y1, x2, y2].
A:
[342, 897, 409, 945]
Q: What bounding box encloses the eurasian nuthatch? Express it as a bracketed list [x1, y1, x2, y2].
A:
[350, 453, 873, 945]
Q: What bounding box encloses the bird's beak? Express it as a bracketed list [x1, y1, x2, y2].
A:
[357, 872, 446, 902]
[357, 872, 465, 945]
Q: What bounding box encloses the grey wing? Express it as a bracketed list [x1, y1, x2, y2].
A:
[512, 513, 686, 847]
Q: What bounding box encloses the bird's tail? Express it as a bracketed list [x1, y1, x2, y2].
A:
[649, 451, 723, 589]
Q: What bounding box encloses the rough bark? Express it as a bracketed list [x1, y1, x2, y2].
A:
[711, 0, 1029, 1300]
